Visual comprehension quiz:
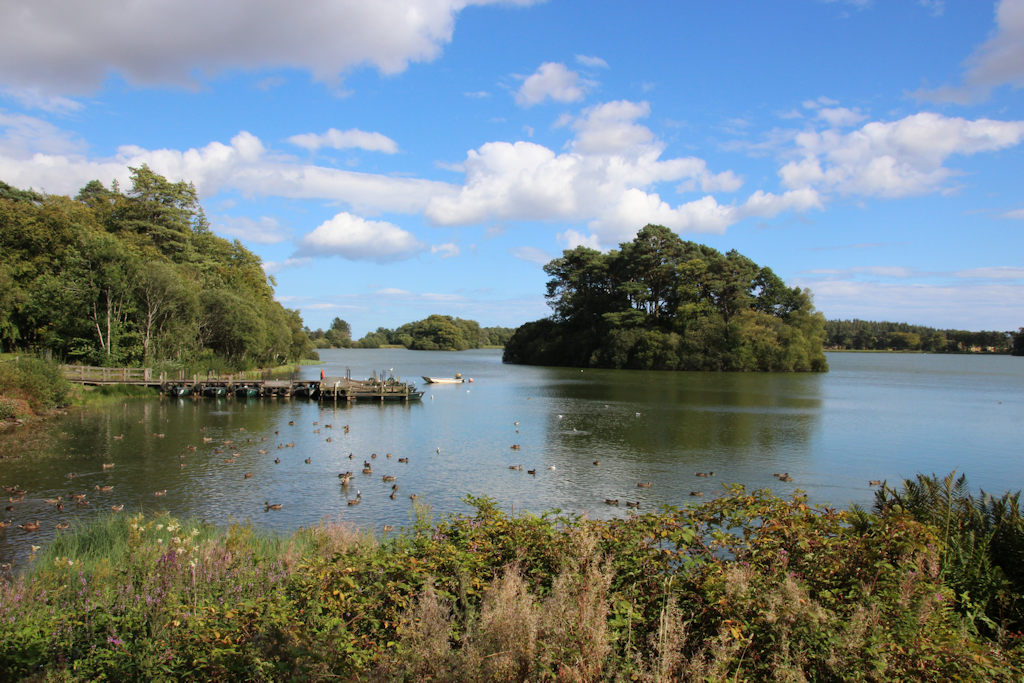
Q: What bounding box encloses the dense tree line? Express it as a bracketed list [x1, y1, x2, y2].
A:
[825, 319, 1014, 353]
[307, 317, 353, 348]
[350, 315, 514, 351]
[504, 224, 828, 372]
[0, 169, 315, 370]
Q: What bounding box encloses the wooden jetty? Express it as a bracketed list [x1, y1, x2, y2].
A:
[60, 365, 424, 402]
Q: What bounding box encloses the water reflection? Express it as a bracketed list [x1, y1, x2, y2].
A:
[2, 350, 1023, 570]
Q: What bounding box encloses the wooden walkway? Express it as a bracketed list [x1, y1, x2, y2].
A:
[60, 365, 424, 402]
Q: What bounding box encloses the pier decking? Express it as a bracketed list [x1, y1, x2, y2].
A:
[60, 366, 424, 402]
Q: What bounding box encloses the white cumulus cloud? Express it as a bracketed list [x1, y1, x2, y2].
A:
[431, 242, 460, 258]
[515, 62, 589, 107]
[0, 126, 456, 214]
[286, 128, 399, 154]
[779, 112, 1024, 198]
[296, 212, 424, 263]
[916, 0, 1024, 102]
[426, 99, 809, 247]
[0, 0, 541, 95]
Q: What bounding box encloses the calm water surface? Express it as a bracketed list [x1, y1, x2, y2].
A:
[1, 350, 1022, 567]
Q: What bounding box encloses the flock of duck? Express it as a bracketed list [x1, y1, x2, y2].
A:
[1, 408, 892, 569]
[2, 459, 148, 544]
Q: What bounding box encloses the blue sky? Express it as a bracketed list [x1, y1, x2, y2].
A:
[1, 0, 1022, 336]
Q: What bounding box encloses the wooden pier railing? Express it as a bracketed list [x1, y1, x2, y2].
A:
[60, 365, 159, 385]
[58, 366, 423, 402]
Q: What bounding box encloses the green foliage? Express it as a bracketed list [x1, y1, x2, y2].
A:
[309, 317, 354, 348]
[505, 224, 828, 372]
[826, 318, 1013, 353]
[1012, 328, 1024, 356]
[874, 472, 1024, 636]
[0, 173, 316, 370]
[2, 485, 1022, 680]
[0, 355, 71, 413]
[350, 316, 516, 351]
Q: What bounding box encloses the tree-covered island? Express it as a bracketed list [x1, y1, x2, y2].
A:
[504, 225, 828, 372]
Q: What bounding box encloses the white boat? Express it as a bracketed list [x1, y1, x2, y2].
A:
[421, 374, 464, 384]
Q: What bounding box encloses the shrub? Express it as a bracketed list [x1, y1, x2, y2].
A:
[2, 489, 1023, 680]
[0, 356, 71, 412]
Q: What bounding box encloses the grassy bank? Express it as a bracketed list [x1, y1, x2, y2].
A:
[69, 383, 161, 407]
[2, 480, 1022, 681]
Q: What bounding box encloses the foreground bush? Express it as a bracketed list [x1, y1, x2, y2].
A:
[1, 488, 1022, 681]
[0, 356, 70, 416]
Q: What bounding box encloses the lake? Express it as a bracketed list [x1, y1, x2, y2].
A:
[1, 350, 1022, 568]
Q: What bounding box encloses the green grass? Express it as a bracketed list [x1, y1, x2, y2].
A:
[69, 383, 160, 406]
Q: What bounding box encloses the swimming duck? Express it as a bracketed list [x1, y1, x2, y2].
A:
[265, 501, 283, 510]
[56, 522, 70, 530]
[101, 463, 115, 470]
[382, 475, 396, 482]
[382, 525, 394, 532]
[398, 457, 409, 463]
[689, 491, 703, 497]
[304, 457, 312, 464]
[19, 520, 40, 531]
[625, 501, 640, 508]
[604, 499, 619, 506]
[94, 485, 113, 492]
[509, 464, 522, 471]
[637, 482, 652, 488]
[868, 479, 882, 486]
[111, 505, 124, 512]
[244, 472, 253, 479]
[696, 472, 714, 477]
[154, 489, 167, 497]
